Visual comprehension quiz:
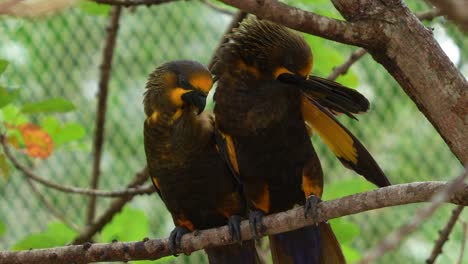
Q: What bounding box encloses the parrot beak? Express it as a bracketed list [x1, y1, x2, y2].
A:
[181, 90, 207, 114]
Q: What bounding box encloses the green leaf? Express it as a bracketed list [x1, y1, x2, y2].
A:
[21, 98, 76, 114]
[0, 86, 19, 109]
[101, 207, 149, 242]
[12, 222, 77, 250]
[0, 59, 8, 75]
[54, 123, 86, 145]
[0, 221, 5, 237]
[329, 218, 360, 244]
[79, 1, 111, 15]
[1, 104, 28, 125]
[341, 244, 361, 263]
[0, 154, 9, 181]
[41, 117, 86, 147]
[322, 178, 375, 201]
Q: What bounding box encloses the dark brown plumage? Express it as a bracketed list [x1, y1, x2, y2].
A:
[213, 17, 390, 264]
[143, 60, 259, 263]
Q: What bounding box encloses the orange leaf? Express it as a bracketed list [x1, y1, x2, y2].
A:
[19, 123, 54, 159]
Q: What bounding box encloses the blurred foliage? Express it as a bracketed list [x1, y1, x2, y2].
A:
[0, 0, 465, 263]
[12, 222, 77, 250]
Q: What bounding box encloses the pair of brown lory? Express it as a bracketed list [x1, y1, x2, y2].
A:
[143, 17, 391, 264]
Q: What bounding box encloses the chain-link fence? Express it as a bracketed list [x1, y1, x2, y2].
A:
[0, 1, 465, 263]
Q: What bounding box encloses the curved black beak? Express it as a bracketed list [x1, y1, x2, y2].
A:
[181, 90, 207, 114]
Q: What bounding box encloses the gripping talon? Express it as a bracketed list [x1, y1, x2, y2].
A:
[249, 210, 265, 240]
[304, 195, 322, 225]
[168, 226, 190, 256]
[228, 214, 242, 244]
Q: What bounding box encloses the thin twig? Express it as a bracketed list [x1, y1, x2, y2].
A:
[426, 205, 465, 264]
[358, 170, 467, 264]
[200, 0, 234, 15]
[87, 6, 122, 225]
[458, 222, 467, 264]
[1, 180, 467, 263]
[327, 48, 367, 81]
[72, 168, 149, 244]
[0, 134, 154, 197]
[26, 177, 80, 232]
[208, 11, 248, 70]
[92, 0, 179, 6]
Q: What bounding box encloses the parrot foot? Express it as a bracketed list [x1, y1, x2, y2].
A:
[228, 214, 243, 244]
[249, 210, 265, 240]
[304, 194, 322, 224]
[169, 226, 190, 256]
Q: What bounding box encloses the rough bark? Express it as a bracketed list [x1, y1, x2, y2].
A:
[218, 0, 467, 164]
[1, 181, 466, 264]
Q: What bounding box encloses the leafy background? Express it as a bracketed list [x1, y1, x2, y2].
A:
[0, 0, 465, 263]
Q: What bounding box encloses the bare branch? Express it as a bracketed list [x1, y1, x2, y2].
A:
[87, 5, 122, 224]
[73, 168, 149, 244]
[0, 135, 154, 197]
[426, 205, 465, 264]
[92, 0, 179, 6]
[427, 0, 468, 32]
[328, 0, 467, 164]
[217, 0, 383, 48]
[327, 48, 367, 81]
[26, 177, 80, 232]
[0, 181, 466, 263]
[458, 221, 467, 264]
[358, 170, 467, 264]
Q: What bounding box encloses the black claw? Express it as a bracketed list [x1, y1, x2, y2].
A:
[304, 195, 322, 224]
[168, 226, 190, 256]
[249, 210, 265, 240]
[228, 215, 243, 244]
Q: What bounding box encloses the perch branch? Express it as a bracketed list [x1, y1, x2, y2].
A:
[1, 180, 467, 263]
[426, 205, 465, 264]
[0, 134, 154, 197]
[357, 170, 467, 264]
[87, 5, 122, 224]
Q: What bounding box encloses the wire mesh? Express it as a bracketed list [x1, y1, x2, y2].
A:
[0, 1, 465, 264]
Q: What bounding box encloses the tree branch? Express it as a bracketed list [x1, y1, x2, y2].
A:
[328, 0, 467, 164]
[0, 134, 154, 197]
[72, 168, 149, 244]
[358, 170, 467, 263]
[87, 6, 122, 224]
[327, 48, 367, 81]
[326, 9, 442, 81]
[427, 0, 468, 32]
[1, 181, 466, 263]
[92, 0, 179, 6]
[426, 205, 465, 264]
[217, 0, 383, 48]
[458, 221, 467, 264]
